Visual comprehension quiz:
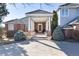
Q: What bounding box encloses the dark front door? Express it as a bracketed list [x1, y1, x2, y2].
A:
[38, 24, 43, 33]
[34, 22, 46, 33]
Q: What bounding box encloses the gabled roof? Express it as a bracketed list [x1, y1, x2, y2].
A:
[4, 10, 52, 23]
[69, 17, 79, 25]
[63, 25, 73, 29]
[4, 17, 27, 23]
[4, 19, 18, 23]
[25, 9, 52, 14]
[63, 16, 79, 29]
[57, 3, 79, 11]
[60, 3, 79, 7]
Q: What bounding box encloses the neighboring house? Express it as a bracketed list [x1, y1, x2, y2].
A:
[4, 9, 53, 37]
[58, 3, 79, 39]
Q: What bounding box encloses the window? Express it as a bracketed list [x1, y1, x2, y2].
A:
[61, 8, 69, 17]
[8, 24, 14, 30]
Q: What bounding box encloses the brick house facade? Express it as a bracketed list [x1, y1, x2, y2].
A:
[4, 9, 53, 37]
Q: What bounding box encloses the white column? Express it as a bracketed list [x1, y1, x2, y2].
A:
[31, 20, 34, 31]
[28, 17, 31, 31]
[46, 20, 48, 31]
[48, 17, 51, 31]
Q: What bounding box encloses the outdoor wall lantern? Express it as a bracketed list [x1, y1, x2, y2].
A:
[73, 26, 76, 30]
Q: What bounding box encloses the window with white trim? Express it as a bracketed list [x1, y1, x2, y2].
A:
[61, 8, 69, 17]
[8, 24, 14, 30]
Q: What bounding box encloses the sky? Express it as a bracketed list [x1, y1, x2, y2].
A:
[3, 3, 63, 22]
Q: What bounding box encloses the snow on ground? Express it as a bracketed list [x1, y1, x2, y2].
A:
[0, 39, 79, 56]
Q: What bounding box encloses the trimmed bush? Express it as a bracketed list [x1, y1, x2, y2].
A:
[53, 26, 65, 41]
[14, 30, 26, 41]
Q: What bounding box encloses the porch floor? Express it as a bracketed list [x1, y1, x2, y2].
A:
[34, 33, 47, 38]
[31, 33, 51, 40]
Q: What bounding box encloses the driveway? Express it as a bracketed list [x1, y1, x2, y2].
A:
[0, 39, 79, 56]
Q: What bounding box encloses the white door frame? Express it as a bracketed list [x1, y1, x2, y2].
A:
[38, 23, 43, 32]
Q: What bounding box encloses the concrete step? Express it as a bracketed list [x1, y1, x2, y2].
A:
[32, 37, 47, 40]
[34, 34, 47, 37]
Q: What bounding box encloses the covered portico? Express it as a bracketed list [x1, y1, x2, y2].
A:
[26, 9, 52, 37]
[28, 16, 52, 36]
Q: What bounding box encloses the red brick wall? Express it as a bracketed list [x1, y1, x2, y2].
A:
[5, 24, 8, 31]
[76, 25, 79, 30]
[14, 24, 26, 31]
[5, 23, 28, 32]
[64, 29, 79, 40]
[5, 23, 28, 37]
[64, 29, 73, 39]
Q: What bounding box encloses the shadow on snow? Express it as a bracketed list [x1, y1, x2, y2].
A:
[1, 38, 79, 56]
[0, 40, 29, 56]
[54, 41, 79, 56]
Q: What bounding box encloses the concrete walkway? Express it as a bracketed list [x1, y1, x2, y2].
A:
[0, 39, 79, 56]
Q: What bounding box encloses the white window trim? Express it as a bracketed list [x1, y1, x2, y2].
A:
[8, 24, 14, 31]
[61, 8, 69, 17]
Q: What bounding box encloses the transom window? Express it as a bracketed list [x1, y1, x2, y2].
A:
[61, 8, 69, 17]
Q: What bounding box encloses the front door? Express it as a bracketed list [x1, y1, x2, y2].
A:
[38, 24, 43, 33]
[34, 22, 46, 33]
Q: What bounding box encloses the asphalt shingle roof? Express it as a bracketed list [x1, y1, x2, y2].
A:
[63, 16, 79, 29]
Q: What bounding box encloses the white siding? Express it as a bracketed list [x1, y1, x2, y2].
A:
[59, 8, 78, 27]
